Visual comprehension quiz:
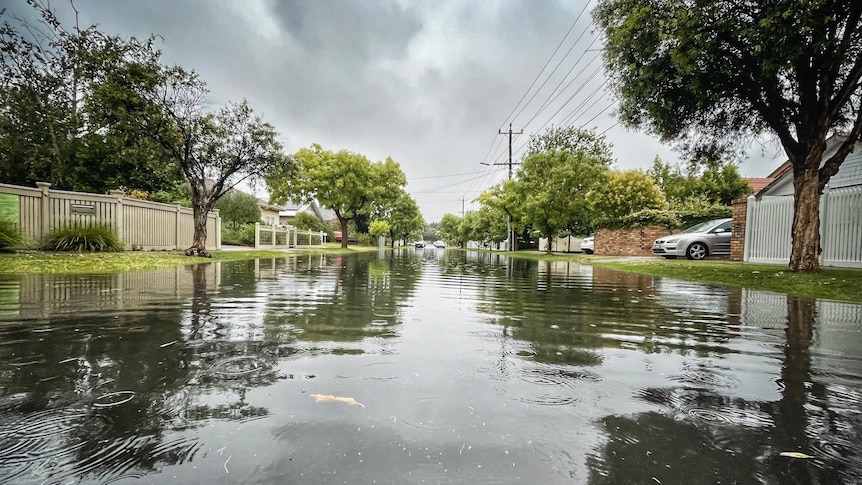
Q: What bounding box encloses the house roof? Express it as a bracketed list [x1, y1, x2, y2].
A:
[756, 133, 861, 196]
[257, 198, 284, 212]
[744, 178, 774, 194]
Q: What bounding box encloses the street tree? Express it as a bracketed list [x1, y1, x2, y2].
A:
[213, 190, 261, 230]
[591, 169, 668, 221]
[514, 149, 610, 252]
[143, 69, 287, 257]
[525, 125, 615, 160]
[594, 0, 862, 271]
[475, 183, 515, 246]
[268, 144, 407, 248]
[437, 213, 465, 247]
[377, 189, 425, 247]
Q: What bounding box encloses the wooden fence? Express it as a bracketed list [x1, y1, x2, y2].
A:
[0, 182, 221, 251]
[743, 185, 862, 268]
[253, 222, 325, 249]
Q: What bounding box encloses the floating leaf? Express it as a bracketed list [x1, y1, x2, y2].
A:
[779, 451, 813, 459]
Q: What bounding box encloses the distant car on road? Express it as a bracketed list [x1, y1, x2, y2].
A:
[580, 235, 594, 254]
[433, 240, 446, 248]
[414, 241, 425, 248]
[652, 218, 733, 260]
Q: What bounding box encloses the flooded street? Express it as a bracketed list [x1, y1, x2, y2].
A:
[1, 249, 860, 484]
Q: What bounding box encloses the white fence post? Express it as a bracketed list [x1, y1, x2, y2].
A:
[36, 182, 51, 241]
[254, 222, 261, 249]
[743, 195, 755, 262]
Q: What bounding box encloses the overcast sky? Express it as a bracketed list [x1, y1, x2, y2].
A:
[8, 0, 785, 222]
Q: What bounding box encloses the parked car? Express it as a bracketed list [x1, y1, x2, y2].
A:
[433, 240, 446, 248]
[580, 235, 594, 254]
[652, 218, 733, 260]
[414, 241, 425, 248]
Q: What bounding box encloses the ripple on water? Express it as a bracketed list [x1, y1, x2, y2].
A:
[204, 354, 276, 380]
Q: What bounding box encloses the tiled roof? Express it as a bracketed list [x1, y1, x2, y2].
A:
[744, 178, 774, 194]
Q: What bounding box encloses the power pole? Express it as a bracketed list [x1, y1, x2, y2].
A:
[499, 123, 523, 180]
[459, 197, 467, 217]
[498, 123, 522, 251]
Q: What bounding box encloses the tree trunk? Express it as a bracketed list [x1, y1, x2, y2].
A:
[185, 202, 212, 257]
[339, 217, 349, 249]
[788, 154, 823, 272]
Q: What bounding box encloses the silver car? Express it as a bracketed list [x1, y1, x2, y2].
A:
[652, 218, 732, 260]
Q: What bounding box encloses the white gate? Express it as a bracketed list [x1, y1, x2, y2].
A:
[744, 186, 862, 268]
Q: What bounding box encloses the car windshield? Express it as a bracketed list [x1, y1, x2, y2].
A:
[680, 219, 725, 234]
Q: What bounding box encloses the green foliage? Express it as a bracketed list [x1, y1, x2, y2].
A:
[220, 224, 256, 246]
[596, 199, 732, 230]
[45, 222, 122, 252]
[213, 190, 261, 229]
[437, 213, 464, 245]
[268, 144, 407, 248]
[513, 136, 613, 246]
[525, 126, 615, 162]
[648, 156, 750, 207]
[292, 211, 331, 236]
[368, 220, 390, 238]
[375, 189, 424, 245]
[0, 3, 184, 194]
[355, 233, 374, 247]
[0, 221, 27, 251]
[590, 169, 667, 220]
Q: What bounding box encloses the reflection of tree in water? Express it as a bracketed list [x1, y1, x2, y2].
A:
[470, 259, 738, 368]
[257, 251, 422, 346]
[588, 296, 862, 485]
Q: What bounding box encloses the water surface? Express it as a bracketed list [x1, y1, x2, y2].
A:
[0, 249, 860, 484]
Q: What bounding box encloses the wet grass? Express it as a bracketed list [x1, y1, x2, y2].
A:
[588, 259, 861, 302]
[0, 244, 382, 275]
[502, 250, 860, 302]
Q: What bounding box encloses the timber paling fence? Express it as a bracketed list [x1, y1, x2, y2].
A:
[0, 182, 221, 251]
[743, 185, 862, 268]
[253, 222, 325, 250]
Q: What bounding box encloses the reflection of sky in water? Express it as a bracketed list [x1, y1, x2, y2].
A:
[0, 251, 860, 484]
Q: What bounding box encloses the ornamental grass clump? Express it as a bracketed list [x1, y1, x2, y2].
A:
[0, 221, 27, 251]
[45, 222, 122, 252]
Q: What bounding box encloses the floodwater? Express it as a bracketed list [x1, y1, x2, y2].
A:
[0, 249, 860, 484]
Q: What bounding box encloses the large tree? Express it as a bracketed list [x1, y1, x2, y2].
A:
[514, 149, 610, 252]
[267, 144, 407, 248]
[136, 65, 286, 257]
[0, 1, 182, 193]
[594, 0, 862, 271]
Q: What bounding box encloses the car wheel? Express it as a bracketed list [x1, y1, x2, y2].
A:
[584, 249, 593, 254]
[686, 242, 708, 260]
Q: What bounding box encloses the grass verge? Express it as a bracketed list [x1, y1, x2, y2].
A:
[515, 252, 860, 302]
[0, 244, 383, 275]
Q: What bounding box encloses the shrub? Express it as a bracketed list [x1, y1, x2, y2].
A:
[0, 221, 27, 251]
[595, 201, 732, 230]
[221, 223, 256, 246]
[45, 222, 122, 252]
[355, 233, 374, 246]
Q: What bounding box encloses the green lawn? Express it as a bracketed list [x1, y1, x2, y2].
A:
[503, 251, 860, 302]
[0, 245, 379, 275]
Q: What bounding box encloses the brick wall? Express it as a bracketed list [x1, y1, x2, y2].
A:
[595, 227, 674, 256]
[730, 198, 748, 261]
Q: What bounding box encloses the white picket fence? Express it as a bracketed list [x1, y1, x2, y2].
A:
[253, 223, 325, 249]
[743, 185, 862, 268]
